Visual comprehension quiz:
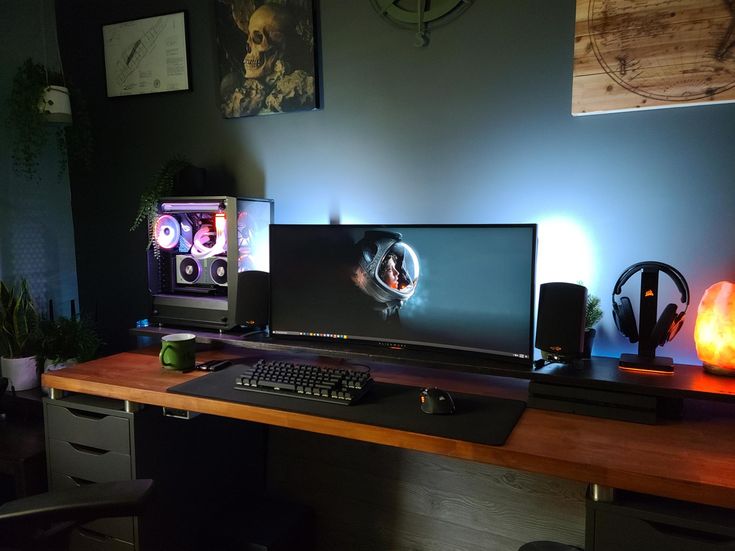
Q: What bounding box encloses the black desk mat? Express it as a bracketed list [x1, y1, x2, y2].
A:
[168, 363, 526, 446]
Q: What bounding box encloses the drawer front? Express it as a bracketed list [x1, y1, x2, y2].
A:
[51, 472, 135, 542]
[48, 439, 132, 482]
[47, 403, 130, 454]
[69, 528, 135, 551]
[594, 510, 735, 551]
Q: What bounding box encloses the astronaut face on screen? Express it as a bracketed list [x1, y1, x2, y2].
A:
[352, 231, 420, 321]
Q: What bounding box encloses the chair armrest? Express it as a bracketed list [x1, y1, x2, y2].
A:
[0, 479, 154, 527]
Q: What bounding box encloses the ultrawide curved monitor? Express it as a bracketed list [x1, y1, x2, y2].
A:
[269, 224, 537, 366]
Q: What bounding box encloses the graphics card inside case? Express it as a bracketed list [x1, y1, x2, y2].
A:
[148, 196, 273, 330]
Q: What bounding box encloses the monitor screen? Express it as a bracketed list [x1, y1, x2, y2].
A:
[269, 224, 537, 366]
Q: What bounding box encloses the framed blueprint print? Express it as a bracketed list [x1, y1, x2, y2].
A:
[103, 11, 191, 98]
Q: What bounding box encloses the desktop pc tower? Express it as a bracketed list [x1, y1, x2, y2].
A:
[147, 196, 273, 330]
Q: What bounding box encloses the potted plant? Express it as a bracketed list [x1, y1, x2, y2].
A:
[130, 156, 194, 257]
[130, 156, 193, 231]
[6, 58, 92, 181]
[584, 290, 603, 358]
[39, 315, 102, 365]
[0, 280, 41, 390]
[38, 315, 102, 391]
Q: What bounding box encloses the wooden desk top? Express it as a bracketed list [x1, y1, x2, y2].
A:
[42, 348, 735, 509]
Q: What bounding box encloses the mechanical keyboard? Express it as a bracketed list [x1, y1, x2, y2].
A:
[233, 359, 374, 405]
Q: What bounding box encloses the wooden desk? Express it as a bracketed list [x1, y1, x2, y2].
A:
[42, 348, 735, 510]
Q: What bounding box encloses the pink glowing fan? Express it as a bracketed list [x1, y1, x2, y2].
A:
[154, 215, 181, 249]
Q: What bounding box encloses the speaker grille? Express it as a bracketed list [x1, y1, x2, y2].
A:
[536, 282, 587, 360]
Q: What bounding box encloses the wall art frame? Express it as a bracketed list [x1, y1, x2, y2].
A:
[215, 0, 321, 118]
[102, 11, 192, 98]
[572, 0, 735, 116]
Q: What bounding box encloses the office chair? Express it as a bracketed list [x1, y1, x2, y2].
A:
[0, 479, 154, 551]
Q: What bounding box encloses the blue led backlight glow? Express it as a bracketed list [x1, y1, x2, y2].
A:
[536, 216, 597, 289]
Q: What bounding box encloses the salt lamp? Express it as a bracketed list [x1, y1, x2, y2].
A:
[694, 281, 735, 375]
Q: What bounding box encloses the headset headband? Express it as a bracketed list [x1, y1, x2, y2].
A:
[612, 261, 689, 305]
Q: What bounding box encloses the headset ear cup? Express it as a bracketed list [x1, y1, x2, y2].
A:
[667, 311, 686, 342]
[617, 296, 639, 343]
[651, 303, 678, 346]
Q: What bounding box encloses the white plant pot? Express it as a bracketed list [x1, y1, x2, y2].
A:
[40, 85, 73, 125]
[41, 358, 78, 394]
[0, 356, 40, 391]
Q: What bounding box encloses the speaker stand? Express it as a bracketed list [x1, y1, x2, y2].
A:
[619, 353, 673, 373]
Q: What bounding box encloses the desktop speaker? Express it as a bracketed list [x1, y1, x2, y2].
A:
[536, 282, 587, 361]
[236, 270, 269, 328]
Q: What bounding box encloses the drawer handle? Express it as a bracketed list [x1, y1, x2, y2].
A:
[647, 520, 734, 544]
[76, 527, 108, 543]
[67, 475, 94, 487]
[67, 408, 108, 421]
[68, 442, 109, 456]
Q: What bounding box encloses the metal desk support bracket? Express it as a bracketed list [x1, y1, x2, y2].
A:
[48, 388, 64, 400]
[124, 400, 142, 413]
[590, 484, 615, 502]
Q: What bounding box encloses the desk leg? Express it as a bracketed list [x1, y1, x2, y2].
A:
[589, 484, 615, 502]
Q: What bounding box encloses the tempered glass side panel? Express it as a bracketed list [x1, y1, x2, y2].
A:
[236, 198, 273, 272]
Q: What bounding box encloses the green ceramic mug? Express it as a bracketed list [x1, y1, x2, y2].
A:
[159, 333, 196, 371]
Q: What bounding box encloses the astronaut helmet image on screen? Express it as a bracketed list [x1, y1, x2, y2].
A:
[352, 231, 420, 320]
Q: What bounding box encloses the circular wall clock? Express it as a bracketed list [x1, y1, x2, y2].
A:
[588, 0, 735, 102]
[370, 0, 472, 46]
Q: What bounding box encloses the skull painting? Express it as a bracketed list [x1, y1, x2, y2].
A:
[244, 4, 290, 80]
[216, 0, 318, 117]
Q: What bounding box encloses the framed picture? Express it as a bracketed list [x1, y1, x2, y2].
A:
[102, 11, 191, 98]
[572, 0, 735, 115]
[215, 0, 320, 118]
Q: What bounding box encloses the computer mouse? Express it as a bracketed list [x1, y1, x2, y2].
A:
[419, 387, 455, 415]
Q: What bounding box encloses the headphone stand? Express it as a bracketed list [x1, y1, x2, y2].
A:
[618, 267, 674, 373]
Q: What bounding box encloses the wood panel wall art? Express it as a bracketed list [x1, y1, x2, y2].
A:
[572, 0, 735, 115]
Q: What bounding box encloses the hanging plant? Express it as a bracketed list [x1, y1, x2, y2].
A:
[6, 58, 93, 181]
[7, 59, 48, 180]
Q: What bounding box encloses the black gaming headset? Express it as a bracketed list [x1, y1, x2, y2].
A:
[612, 261, 690, 346]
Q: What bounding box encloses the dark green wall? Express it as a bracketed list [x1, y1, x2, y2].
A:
[56, 0, 735, 361]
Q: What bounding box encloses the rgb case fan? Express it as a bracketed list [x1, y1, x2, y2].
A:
[147, 196, 273, 330]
